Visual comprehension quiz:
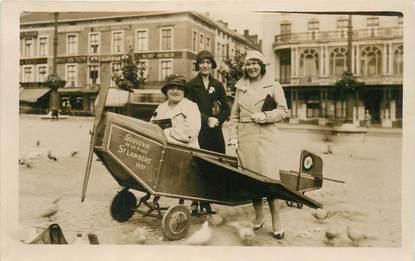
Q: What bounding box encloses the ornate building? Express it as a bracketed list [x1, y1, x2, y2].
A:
[263, 13, 403, 127]
[19, 11, 259, 114]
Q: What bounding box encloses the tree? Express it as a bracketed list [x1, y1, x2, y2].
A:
[112, 47, 146, 115]
[218, 51, 246, 97]
[112, 48, 146, 92]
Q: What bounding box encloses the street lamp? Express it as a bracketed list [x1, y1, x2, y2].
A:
[47, 12, 66, 113]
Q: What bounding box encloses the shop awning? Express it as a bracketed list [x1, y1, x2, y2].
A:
[104, 88, 129, 107]
[19, 88, 51, 103]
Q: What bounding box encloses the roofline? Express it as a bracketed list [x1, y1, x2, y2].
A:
[20, 11, 260, 50]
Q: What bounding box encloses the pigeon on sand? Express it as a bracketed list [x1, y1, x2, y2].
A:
[39, 197, 62, 220]
[347, 226, 368, 247]
[185, 221, 212, 246]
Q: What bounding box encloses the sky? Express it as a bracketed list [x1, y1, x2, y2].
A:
[209, 11, 265, 40]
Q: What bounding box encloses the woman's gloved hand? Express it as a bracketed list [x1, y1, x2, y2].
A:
[227, 138, 239, 150]
[250, 112, 267, 123]
[208, 117, 219, 128]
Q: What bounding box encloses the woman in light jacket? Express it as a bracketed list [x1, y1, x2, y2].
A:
[151, 73, 201, 148]
[228, 50, 288, 239]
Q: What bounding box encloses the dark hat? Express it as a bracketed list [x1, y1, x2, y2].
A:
[195, 50, 217, 70]
[161, 73, 187, 95]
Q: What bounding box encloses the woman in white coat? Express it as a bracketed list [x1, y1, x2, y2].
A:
[151, 73, 201, 148]
[228, 50, 288, 239]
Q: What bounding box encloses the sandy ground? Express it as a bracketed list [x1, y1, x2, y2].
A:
[18, 114, 401, 247]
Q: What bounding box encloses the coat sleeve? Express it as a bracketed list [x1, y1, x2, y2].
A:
[215, 82, 230, 124]
[186, 85, 209, 127]
[264, 82, 288, 123]
[228, 90, 241, 139]
[169, 102, 201, 144]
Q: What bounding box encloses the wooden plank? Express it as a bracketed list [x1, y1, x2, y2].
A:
[81, 82, 110, 202]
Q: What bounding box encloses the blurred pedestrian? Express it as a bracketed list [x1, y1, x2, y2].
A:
[364, 110, 371, 128]
[228, 50, 288, 239]
[151, 73, 201, 148]
[186, 50, 230, 215]
[51, 108, 59, 121]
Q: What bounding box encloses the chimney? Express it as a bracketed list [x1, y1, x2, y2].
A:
[244, 29, 249, 36]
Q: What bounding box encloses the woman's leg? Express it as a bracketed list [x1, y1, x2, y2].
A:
[267, 197, 283, 233]
[252, 198, 265, 228]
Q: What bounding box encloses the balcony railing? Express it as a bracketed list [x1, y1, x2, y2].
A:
[274, 27, 403, 46]
[281, 74, 403, 86]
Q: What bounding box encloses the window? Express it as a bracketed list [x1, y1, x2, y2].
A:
[330, 47, 347, 76]
[367, 17, 379, 27]
[398, 16, 403, 26]
[38, 37, 48, 56]
[367, 17, 379, 37]
[393, 45, 403, 75]
[161, 28, 173, 50]
[88, 64, 100, 84]
[65, 64, 78, 87]
[89, 33, 100, 54]
[217, 42, 220, 56]
[279, 53, 291, 84]
[337, 18, 348, 30]
[137, 60, 148, 81]
[136, 30, 148, 51]
[221, 44, 225, 59]
[160, 60, 172, 81]
[192, 30, 198, 52]
[280, 23, 291, 41]
[112, 31, 124, 54]
[22, 65, 33, 82]
[110, 62, 121, 87]
[206, 36, 210, 50]
[308, 20, 319, 31]
[361, 46, 382, 76]
[200, 34, 204, 50]
[67, 34, 78, 55]
[37, 65, 48, 82]
[300, 48, 319, 79]
[23, 38, 33, 57]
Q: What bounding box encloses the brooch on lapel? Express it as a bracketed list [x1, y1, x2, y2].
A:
[208, 86, 215, 94]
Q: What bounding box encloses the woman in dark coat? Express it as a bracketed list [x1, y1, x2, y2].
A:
[186, 50, 230, 215]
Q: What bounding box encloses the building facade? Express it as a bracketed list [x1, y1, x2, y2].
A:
[19, 11, 259, 114]
[263, 13, 403, 127]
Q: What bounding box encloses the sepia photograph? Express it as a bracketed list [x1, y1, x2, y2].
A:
[1, 1, 414, 261]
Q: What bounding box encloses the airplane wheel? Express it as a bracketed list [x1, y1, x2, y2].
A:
[162, 205, 191, 240]
[110, 189, 137, 222]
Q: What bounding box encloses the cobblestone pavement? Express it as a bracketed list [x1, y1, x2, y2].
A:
[17, 115, 402, 247]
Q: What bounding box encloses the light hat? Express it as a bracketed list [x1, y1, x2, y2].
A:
[245, 50, 266, 64]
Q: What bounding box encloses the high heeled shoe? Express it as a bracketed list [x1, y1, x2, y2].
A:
[253, 217, 265, 230]
[272, 228, 285, 240]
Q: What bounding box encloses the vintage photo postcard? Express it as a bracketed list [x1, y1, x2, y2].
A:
[1, 1, 414, 261]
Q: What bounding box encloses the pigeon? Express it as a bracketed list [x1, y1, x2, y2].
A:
[25, 161, 34, 168]
[206, 213, 224, 226]
[185, 221, 212, 246]
[228, 220, 255, 246]
[325, 227, 340, 246]
[87, 233, 99, 245]
[47, 151, 58, 161]
[36, 140, 40, 147]
[70, 151, 79, 157]
[312, 209, 328, 220]
[312, 209, 334, 222]
[347, 226, 368, 247]
[40, 197, 62, 220]
[131, 227, 149, 244]
[71, 233, 89, 244]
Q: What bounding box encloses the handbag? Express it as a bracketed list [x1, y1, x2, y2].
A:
[261, 94, 277, 112]
[151, 118, 172, 129]
[212, 100, 221, 116]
